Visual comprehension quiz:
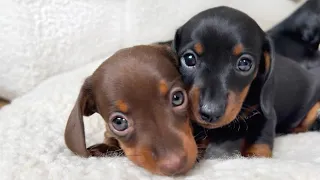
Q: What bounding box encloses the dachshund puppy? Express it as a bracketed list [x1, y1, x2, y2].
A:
[268, 0, 320, 69]
[159, 0, 320, 69]
[172, 6, 320, 158]
[64, 45, 198, 176]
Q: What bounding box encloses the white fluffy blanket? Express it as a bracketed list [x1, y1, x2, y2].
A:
[1, 59, 320, 180]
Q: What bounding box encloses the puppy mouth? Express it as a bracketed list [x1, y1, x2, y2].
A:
[189, 87, 249, 129]
[158, 127, 198, 176]
[123, 144, 197, 176]
[120, 119, 198, 176]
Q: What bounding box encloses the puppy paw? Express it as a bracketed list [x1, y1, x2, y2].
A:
[291, 126, 308, 133]
[87, 143, 123, 157]
[241, 144, 272, 158]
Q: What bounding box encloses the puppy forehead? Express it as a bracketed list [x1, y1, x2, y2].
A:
[102, 70, 171, 98]
[194, 26, 260, 52]
[93, 46, 179, 106]
[180, 8, 264, 53]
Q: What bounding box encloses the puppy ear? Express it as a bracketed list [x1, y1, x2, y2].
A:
[64, 77, 96, 157]
[172, 27, 182, 54]
[259, 35, 276, 120]
[152, 41, 179, 68]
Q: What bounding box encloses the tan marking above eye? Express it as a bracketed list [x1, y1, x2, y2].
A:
[264, 52, 271, 73]
[233, 44, 244, 56]
[115, 100, 129, 113]
[159, 80, 169, 96]
[193, 42, 204, 55]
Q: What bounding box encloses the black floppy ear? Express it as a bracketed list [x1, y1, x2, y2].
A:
[165, 27, 183, 69]
[64, 77, 96, 157]
[259, 35, 276, 120]
[172, 27, 182, 54]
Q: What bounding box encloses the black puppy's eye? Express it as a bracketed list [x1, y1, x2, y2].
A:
[181, 51, 197, 66]
[237, 55, 253, 71]
[112, 116, 128, 131]
[172, 91, 184, 106]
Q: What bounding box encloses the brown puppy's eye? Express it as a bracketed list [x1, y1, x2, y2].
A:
[172, 91, 185, 106]
[237, 55, 253, 72]
[112, 116, 128, 131]
[181, 51, 197, 66]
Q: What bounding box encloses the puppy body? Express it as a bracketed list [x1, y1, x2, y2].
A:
[172, 6, 320, 157]
[64, 45, 198, 176]
[270, 54, 320, 131]
[267, 0, 320, 69]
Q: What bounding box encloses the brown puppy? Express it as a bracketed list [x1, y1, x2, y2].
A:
[64, 45, 198, 176]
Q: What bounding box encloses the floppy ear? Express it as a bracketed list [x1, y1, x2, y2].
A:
[152, 39, 180, 68]
[172, 27, 182, 54]
[64, 77, 96, 157]
[259, 35, 276, 120]
[161, 27, 183, 69]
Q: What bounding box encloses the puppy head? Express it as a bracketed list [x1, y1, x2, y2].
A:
[172, 6, 275, 129]
[292, 0, 320, 51]
[64, 45, 198, 176]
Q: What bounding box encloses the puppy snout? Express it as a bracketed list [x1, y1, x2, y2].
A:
[158, 153, 187, 175]
[199, 103, 225, 123]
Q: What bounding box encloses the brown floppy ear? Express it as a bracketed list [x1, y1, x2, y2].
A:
[64, 77, 96, 157]
[259, 35, 276, 121]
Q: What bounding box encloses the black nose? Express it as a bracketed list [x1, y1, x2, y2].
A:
[199, 104, 224, 123]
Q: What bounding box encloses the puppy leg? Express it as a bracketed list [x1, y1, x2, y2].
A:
[241, 141, 272, 158]
[87, 131, 123, 157]
[241, 116, 275, 158]
[291, 102, 320, 133]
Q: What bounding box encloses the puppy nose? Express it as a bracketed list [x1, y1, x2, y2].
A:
[158, 154, 187, 175]
[199, 104, 223, 123]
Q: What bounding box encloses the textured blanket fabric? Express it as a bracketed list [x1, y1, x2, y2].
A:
[0, 59, 320, 180]
[0, 0, 124, 100]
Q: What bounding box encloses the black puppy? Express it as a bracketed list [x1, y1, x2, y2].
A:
[268, 0, 320, 69]
[159, 0, 320, 69]
[171, 6, 320, 157]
